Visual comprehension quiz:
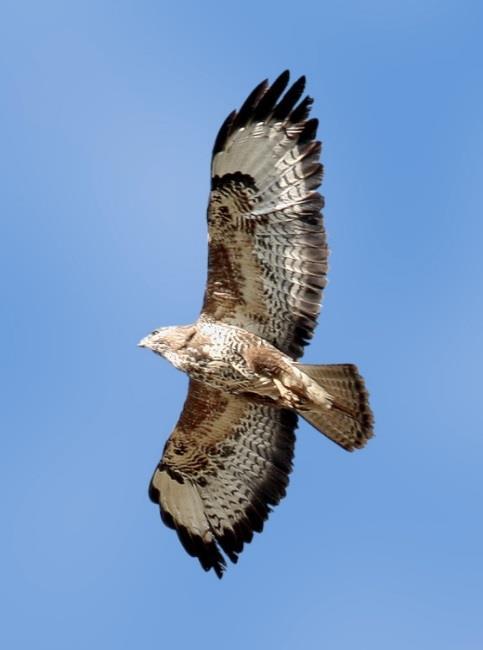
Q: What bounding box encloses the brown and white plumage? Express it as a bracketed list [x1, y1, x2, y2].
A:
[204, 70, 327, 359]
[149, 380, 296, 578]
[139, 72, 374, 578]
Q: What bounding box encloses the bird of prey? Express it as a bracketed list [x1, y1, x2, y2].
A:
[139, 71, 374, 578]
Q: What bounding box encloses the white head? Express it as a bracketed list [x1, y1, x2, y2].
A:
[138, 325, 195, 367]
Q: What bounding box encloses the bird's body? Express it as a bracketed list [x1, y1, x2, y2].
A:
[139, 71, 374, 577]
[139, 319, 333, 410]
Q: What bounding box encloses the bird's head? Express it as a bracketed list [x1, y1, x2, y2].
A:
[138, 325, 195, 364]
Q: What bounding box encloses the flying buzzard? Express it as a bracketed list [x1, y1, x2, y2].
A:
[139, 71, 374, 577]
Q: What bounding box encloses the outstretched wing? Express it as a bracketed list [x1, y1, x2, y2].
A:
[201, 71, 327, 359]
[149, 379, 297, 578]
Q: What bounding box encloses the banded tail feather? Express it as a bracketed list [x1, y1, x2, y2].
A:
[295, 363, 374, 451]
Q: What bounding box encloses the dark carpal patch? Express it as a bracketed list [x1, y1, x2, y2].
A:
[202, 242, 246, 318]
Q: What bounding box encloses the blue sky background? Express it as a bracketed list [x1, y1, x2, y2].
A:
[1, 1, 483, 648]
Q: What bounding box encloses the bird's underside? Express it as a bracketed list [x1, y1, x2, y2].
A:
[139, 71, 374, 577]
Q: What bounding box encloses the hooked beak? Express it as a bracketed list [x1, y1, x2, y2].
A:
[138, 336, 150, 349]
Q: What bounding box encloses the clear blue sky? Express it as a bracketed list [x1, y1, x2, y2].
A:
[1, 1, 482, 648]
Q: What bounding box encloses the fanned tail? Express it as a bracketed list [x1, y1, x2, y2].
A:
[295, 363, 374, 451]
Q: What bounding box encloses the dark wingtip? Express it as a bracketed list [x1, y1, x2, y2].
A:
[253, 70, 291, 121]
[290, 95, 314, 123]
[212, 109, 236, 156]
[299, 117, 319, 144]
[148, 480, 160, 504]
[273, 69, 291, 88]
[176, 524, 227, 578]
[212, 72, 315, 157]
[148, 465, 162, 504]
[273, 75, 306, 121]
[231, 78, 269, 131]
